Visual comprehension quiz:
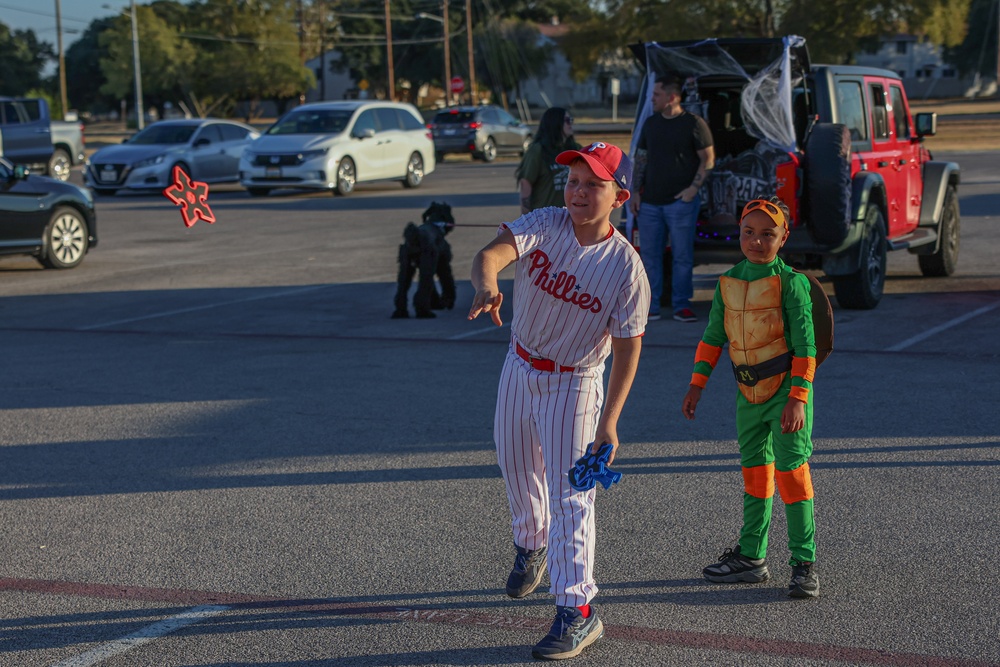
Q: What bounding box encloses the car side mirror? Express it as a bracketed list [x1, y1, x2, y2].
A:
[194, 137, 211, 147]
[914, 112, 937, 138]
[354, 128, 376, 140]
[13, 165, 29, 180]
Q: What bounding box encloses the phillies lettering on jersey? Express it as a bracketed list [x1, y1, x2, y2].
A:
[502, 207, 650, 369]
[527, 249, 603, 313]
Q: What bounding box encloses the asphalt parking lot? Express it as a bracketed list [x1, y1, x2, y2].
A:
[0, 155, 998, 666]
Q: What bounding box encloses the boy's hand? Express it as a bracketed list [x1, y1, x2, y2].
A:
[682, 385, 702, 420]
[468, 288, 504, 326]
[781, 398, 806, 434]
[592, 428, 618, 464]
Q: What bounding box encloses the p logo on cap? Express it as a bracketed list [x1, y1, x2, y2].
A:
[555, 142, 632, 198]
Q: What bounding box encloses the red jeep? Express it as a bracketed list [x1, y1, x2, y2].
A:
[626, 37, 960, 309]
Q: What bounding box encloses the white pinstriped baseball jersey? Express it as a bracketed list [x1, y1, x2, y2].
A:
[503, 207, 651, 368]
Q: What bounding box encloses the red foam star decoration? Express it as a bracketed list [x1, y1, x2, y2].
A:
[163, 165, 216, 227]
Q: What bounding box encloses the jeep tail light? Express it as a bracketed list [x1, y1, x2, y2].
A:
[466, 121, 482, 129]
[775, 154, 801, 227]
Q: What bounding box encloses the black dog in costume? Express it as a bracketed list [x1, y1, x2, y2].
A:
[392, 202, 456, 319]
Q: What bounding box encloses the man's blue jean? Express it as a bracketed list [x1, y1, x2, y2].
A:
[637, 196, 700, 314]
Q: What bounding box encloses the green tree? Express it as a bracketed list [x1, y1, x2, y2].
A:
[945, 0, 994, 77]
[187, 0, 314, 119]
[0, 23, 54, 96]
[99, 4, 196, 120]
[65, 18, 118, 115]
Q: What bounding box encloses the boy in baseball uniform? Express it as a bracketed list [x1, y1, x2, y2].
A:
[681, 196, 821, 598]
[469, 142, 650, 660]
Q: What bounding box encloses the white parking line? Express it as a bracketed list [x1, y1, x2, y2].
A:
[448, 322, 511, 340]
[886, 300, 1000, 352]
[50, 605, 229, 667]
[79, 285, 330, 330]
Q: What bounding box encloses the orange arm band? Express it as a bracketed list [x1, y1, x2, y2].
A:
[695, 341, 723, 367]
[789, 386, 810, 402]
[690, 373, 709, 389]
[791, 356, 816, 382]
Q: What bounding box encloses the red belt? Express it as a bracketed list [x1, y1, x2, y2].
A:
[515, 342, 575, 373]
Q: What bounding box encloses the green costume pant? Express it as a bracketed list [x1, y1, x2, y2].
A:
[736, 382, 816, 564]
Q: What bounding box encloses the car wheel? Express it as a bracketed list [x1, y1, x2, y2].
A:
[521, 135, 532, 156]
[832, 206, 886, 310]
[480, 137, 497, 162]
[918, 185, 960, 277]
[403, 152, 424, 188]
[41, 206, 89, 269]
[93, 188, 117, 196]
[335, 156, 355, 195]
[804, 123, 852, 245]
[47, 148, 72, 182]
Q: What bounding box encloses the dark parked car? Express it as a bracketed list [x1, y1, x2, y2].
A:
[0, 156, 97, 269]
[429, 105, 531, 162]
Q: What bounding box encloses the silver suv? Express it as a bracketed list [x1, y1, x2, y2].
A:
[429, 105, 531, 162]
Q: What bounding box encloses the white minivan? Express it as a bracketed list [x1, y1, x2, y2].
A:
[239, 101, 435, 196]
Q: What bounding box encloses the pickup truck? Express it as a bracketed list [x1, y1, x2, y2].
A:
[627, 36, 960, 309]
[0, 97, 86, 182]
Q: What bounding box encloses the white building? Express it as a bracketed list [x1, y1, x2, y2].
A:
[854, 35, 982, 99]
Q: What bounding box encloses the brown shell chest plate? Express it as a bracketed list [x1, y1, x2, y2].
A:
[720, 274, 788, 404]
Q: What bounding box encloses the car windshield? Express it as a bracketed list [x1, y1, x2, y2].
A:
[433, 111, 475, 124]
[267, 109, 353, 135]
[128, 124, 197, 145]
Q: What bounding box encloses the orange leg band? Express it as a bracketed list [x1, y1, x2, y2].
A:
[742, 463, 775, 499]
[775, 463, 815, 504]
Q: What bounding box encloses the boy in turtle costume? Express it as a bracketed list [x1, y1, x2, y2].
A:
[681, 195, 822, 598]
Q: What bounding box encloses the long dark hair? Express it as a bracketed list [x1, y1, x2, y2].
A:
[534, 107, 571, 151]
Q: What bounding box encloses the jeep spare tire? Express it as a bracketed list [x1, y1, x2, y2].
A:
[804, 123, 852, 246]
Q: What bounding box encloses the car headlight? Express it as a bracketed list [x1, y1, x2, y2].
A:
[242, 148, 256, 161]
[297, 149, 327, 164]
[134, 154, 166, 168]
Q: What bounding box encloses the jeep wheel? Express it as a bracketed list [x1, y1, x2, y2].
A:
[918, 185, 959, 277]
[832, 206, 886, 310]
[804, 123, 852, 246]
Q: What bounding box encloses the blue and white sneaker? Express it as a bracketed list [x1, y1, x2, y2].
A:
[506, 544, 547, 599]
[531, 605, 604, 660]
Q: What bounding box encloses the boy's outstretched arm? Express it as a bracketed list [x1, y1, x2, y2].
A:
[468, 228, 518, 326]
[594, 335, 642, 465]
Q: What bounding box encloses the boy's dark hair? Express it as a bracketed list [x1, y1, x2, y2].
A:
[534, 106, 571, 150]
[766, 195, 791, 228]
[655, 73, 682, 96]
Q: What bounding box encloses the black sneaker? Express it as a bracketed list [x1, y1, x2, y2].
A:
[505, 545, 547, 599]
[531, 605, 604, 660]
[702, 545, 770, 583]
[789, 560, 820, 598]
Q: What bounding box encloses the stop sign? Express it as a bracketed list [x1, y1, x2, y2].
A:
[450, 76, 465, 95]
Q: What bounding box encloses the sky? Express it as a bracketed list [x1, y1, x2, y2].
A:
[0, 1, 153, 48]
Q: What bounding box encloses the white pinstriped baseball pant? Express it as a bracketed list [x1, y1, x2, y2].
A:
[494, 350, 605, 607]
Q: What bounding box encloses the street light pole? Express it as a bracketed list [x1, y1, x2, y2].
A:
[385, 0, 395, 100]
[466, 0, 475, 105]
[130, 0, 144, 129]
[442, 0, 450, 106]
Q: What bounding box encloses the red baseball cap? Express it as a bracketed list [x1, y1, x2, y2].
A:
[556, 142, 632, 201]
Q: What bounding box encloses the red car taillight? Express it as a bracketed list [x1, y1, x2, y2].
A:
[466, 121, 482, 129]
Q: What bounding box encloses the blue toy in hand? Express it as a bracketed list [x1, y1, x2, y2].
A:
[568, 442, 622, 491]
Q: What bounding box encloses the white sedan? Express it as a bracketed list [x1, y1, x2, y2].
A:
[85, 119, 259, 196]
[239, 101, 435, 196]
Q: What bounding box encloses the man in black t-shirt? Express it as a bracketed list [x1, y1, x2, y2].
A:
[630, 73, 714, 322]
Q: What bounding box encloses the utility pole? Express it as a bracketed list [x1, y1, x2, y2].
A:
[54, 0, 68, 118]
[385, 0, 395, 100]
[466, 0, 475, 105]
[443, 0, 451, 106]
[130, 0, 144, 130]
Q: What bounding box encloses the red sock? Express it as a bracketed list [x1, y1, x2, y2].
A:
[577, 604, 591, 618]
